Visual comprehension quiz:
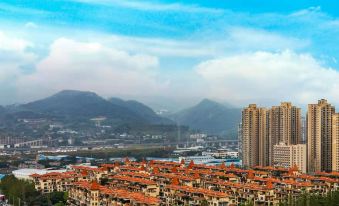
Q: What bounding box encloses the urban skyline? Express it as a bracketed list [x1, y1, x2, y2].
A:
[241, 98, 339, 174]
[2, 1, 339, 205]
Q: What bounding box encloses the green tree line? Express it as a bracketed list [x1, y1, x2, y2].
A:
[283, 191, 339, 206]
[0, 175, 67, 206]
[240, 190, 339, 206]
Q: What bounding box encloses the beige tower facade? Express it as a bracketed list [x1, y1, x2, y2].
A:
[269, 102, 301, 165]
[242, 104, 269, 168]
[292, 144, 307, 174]
[332, 114, 339, 171]
[273, 143, 307, 173]
[307, 99, 335, 173]
[258, 108, 270, 167]
[269, 102, 301, 145]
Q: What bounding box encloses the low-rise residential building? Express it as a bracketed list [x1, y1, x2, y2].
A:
[30, 159, 339, 206]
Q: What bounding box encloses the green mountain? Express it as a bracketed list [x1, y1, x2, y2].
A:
[20, 90, 145, 123]
[109, 98, 173, 124]
[0, 91, 180, 136]
[0, 106, 7, 121]
[169, 99, 241, 137]
[12, 90, 173, 126]
[0, 106, 5, 115]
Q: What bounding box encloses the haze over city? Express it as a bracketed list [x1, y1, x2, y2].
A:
[1, 0, 339, 109]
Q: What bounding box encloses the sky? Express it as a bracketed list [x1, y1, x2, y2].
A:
[1, 0, 339, 110]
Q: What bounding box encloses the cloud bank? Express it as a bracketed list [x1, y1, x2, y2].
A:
[196, 50, 339, 106]
[1, 31, 339, 108]
[16, 38, 165, 102]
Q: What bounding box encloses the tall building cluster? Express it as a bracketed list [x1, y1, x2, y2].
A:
[241, 99, 339, 173]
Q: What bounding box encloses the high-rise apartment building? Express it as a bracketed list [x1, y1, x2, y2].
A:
[242, 102, 302, 168]
[307, 99, 335, 172]
[273, 143, 307, 173]
[241, 104, 269, 167]
[241, 100, 339, 173]
[238, 123, 243, 161]
[268, 102, 301, 165]
[332, 114, 339, 171]
[269, 102, 301, 145]
[301, 116, 307, 144]
[258, 108, 270, 167]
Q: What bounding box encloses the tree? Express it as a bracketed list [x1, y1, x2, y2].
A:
[200, 199, 208, 206]
[0, 175, 40, 206]
[0, 175, 68, 206]
[293, 190, 339, 206]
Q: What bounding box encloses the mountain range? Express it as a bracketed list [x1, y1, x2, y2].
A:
[18, 90, 172, 124]
[0, 90, 241, 137]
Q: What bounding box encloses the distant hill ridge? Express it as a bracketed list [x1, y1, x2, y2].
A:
[168, 98, 241, 137]
[12, 90, 173, 124]
[109, 97, 173, 124]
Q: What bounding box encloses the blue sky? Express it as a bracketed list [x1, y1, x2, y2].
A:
[0, 0, 339, 110]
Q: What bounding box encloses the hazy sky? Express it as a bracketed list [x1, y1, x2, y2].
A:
[1, 0, 339, 108]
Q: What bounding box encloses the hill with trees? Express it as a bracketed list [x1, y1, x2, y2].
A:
[169, 99, 241, 137]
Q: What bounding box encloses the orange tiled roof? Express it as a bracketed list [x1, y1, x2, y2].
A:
[153, 172, 195, 181]
[119, 165, 144, 171]
[71, 165, 106, 173]
[166, 185, 228, 198]
[110, 175, 156, 185]
[73, 181, 160, 205]
[30, 171, 78, 180]
[213, 171, 237, 178]
[119, 171, 151, 178]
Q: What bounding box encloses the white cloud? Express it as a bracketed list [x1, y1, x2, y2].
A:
[0, 31, 33, 52]
[6, 34, 339, 107]
[16, 38, 167, 101]
[289, 6, 322, 17]
[73, 0, 221, 13]
[96, 27, 307, 59]
[0, 31, 36, 82]
[103, 35, 219, 58]
[196, 50, 339, 106]
[225, 27, 309, 52]
[24, 22, 38, 29]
